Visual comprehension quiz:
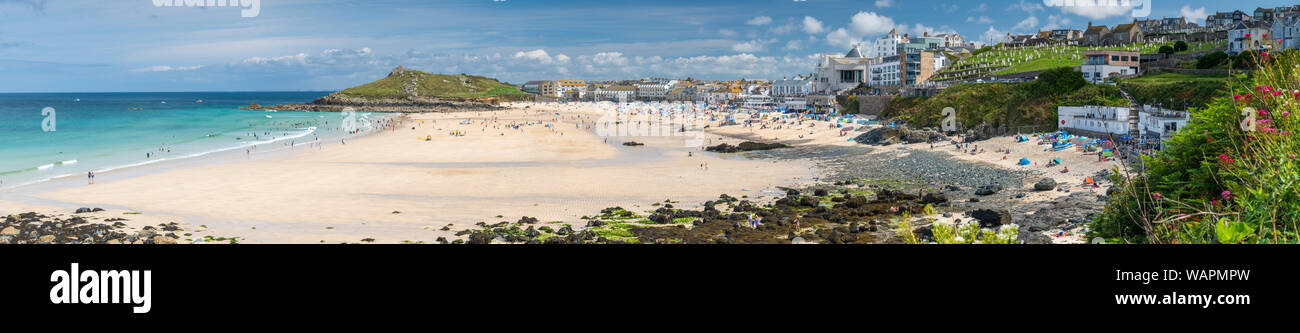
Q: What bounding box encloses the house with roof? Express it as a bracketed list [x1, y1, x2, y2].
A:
[1082, 23, 1110, 46]
[1230, 21, 1273, 54]
[1273, 10, 1300, 50]
[1105, 21, 1145, 45]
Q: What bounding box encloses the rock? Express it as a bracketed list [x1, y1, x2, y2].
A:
[966, 209, 1012, 228]
[853, 125, 949, 145]
[921, 192, 948, 204]
[974, 184, 1002, 196]
[813, 189, 829, 196]
[150, 235, 177, 244]
[1034, 178, 1057, 191]
[38, 235, 56, 243]
[621, 141, 645, 146]
[0, 227, 17, 235]
[704, 141, 789, 153]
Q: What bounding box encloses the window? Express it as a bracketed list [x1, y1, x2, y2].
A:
[1111, 55, 1119, 61]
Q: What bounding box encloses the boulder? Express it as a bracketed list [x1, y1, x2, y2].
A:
[974, 184, 1002, 196]
[921, 192, 948, 204]
[966, 209, 1012, 228]
[1034, 178, 1057, 191]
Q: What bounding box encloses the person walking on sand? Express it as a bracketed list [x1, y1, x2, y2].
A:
[87, 171, 94, 185]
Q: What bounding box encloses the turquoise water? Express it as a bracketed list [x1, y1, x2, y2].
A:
[0, 92, 371, 188]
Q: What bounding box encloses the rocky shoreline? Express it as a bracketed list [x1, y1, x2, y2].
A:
[1, 210, 185, 244]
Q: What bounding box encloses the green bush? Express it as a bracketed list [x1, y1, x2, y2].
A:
[1197, 51, 1228, 69]
[1174, 41, 1189, 52]
[1091, 51, 1300, 244]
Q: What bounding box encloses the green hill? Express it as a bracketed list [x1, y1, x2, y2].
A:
[337, 66, 530, 100]
[882, 67, 1129, 130]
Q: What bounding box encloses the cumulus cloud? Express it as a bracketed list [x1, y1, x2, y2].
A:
[783, 39, 803, 51]
[745, 16, 772, 26]
[512, 49, 570, 64]
[967, 16, 993, 24]
[802, 16, 826, 34]
[1048, 0, 1134, 20]
[981, 26, 1009, 44]
[1008, 0, 1044, 14]
[848, 11, 896, 36]
[731, 39, 775, 53]
[1042, 15, 1072, 31]
[1013, 16, 1039, 32]
[719, 28, 737, 37]
[130, 65, 203, 73]
[1181, 5, 1207, 23]
[825, 28, 860, 49]
[875, 0, 893, 8]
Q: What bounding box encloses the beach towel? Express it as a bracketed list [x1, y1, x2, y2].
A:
[1018, 158, 1031, 166]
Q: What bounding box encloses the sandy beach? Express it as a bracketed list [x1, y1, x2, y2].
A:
[0, 102, 815, 243]
[0, 101, 1122, 244]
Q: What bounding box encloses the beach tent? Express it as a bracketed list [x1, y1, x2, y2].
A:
[1018, 158, 1032, 165]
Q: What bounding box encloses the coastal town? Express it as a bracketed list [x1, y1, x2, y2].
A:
[0, 2, 1295, 246]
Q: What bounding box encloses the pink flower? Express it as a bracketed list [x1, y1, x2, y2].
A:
[1219, 154, 1234, 164]
[1212, 199, 1220, 205]
[1221, 190, 1232, 200]
[1153, 193, 1163, 199]
[1284, 111, 1291, 117]
[1259, 109, 1269, 117]
[1290, 154, 1296, 158]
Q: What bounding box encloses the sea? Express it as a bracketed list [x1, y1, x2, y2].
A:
[0, 92, 379, 188]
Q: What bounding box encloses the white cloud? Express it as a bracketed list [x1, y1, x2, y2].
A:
[731, 39, 775, 53]
[745, 16, 772, 26]
[972, 3, 988, 12]
[825, 28, 860, 49]
[1180, 5, 1207, 23]
[130, 65, 203, 73]
[1013, 16, 1039, 31]
[802, 16, 826, 34]
[848, 11, 896, 36]
[1009, 0, 1044, 14]
[875, 0, 894, 8]
[512, 49, 569, 64]
[769, 19, 798, 35]
[1042, 15, 1072, 31]
[719, 28, 737, 37]
[981, 26, 1009, 44]
[899, 24, 957, 36]
[783, 39, 803, 51]
[967, 16, 994, 24]
[1049, 0, 1133, 20]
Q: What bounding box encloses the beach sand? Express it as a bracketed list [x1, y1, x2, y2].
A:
[0, 103, 812, 243]
[0, 102, 1120, 244]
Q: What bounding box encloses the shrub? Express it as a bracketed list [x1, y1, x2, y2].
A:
[1091, 51, 1300, 244]
[1197, 51, 1228, 69]
[1174, 41, 1189, 52]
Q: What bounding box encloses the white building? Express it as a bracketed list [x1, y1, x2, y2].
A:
[594, 86, 636, 101]
[1137, 106, 1191, 141]
[811, 44, 874, 93]
[1081, 50, 1140, 83]
[1058, 105, 1131, 135]
[635, 80, 677, 101]
[771, 75, 814, 97]
[869, 55, 902, 87]
[873, 28, 906, 58]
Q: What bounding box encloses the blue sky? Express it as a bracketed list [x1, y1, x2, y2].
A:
[0, 0, 1292, 92]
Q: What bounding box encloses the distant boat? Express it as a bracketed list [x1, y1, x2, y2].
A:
[266, 115, 273, 118]
[196, 100, 204, 103]
[161, 101, 167, 104]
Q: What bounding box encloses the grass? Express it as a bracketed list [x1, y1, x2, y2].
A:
[338, 69, 529, 100]
[1123, 72, 1231, 83]
[936, 41, 1227, 81]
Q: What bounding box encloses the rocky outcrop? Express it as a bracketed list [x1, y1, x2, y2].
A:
[1033, 178, 1058, 191]
[853, 126, 949, 145]
[705, 141, 789, 153]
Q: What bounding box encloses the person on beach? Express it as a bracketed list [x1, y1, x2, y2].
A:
[87, 171, 94, 185]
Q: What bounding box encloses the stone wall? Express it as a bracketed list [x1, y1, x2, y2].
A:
[853, 95, 894, 118]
